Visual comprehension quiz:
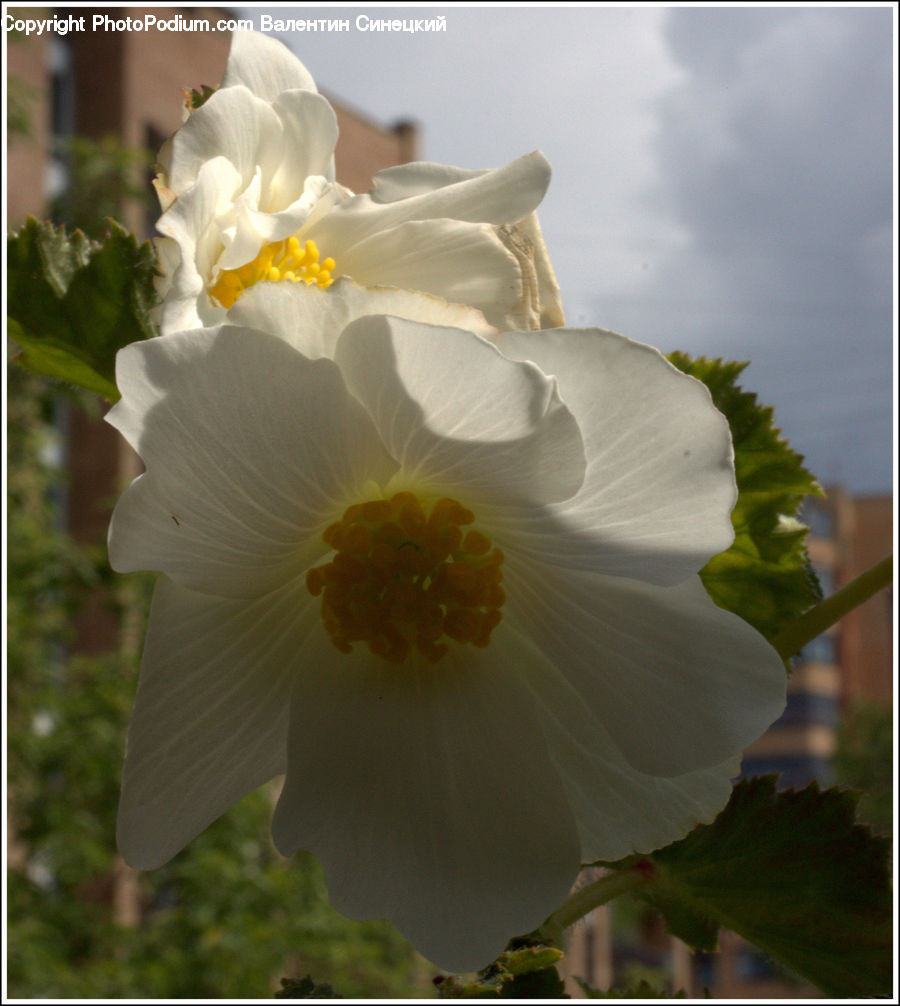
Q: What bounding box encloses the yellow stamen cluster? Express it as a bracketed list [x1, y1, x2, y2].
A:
[306, 492, 506, 665]
[209, 236, 336, 308]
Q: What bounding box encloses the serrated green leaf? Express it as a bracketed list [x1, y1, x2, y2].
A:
[668, 354, 822, 644]
[7, 318, 117, 401]
[189, 83, 217, 110]
[627, 776, 892, 997]
[7, 217, 158, 401]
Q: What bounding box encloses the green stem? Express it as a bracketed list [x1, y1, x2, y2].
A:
[537, 862, 655, 944]
[773, 554, 893, 660]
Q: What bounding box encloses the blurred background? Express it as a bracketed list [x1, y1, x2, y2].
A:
[5, 4, 894, 998]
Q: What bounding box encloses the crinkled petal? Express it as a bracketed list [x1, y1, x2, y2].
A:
[167, 86, 282, 195]
[236, 176, 334, 247]
[118, 574, 315, 870]
[334, 315, 585, 506]
[228, 279, 495, 361]
[369, 164, 563, 329]
[268, 89, 337, 199]
[330, 218, 523, 330]
[155, 156, 244, 332]
[221, 29, 318, 100]
[497, 212, 565, 329]
[107, 327, 397, 598]
[310, 151, 552, 252]
[505, 555, 786, 777]
[492, 329, 736, 586]
[271, 640, 580, 973]
[150, 235, 179, 315]
[213, 167, 266, 270]
[503, 622, 740, 861]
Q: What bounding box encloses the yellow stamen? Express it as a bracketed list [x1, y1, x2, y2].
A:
[306, 492, 505, 665]
[209, 236, 336, 308]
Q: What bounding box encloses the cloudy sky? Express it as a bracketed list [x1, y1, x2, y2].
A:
[240, 4, 894, 494]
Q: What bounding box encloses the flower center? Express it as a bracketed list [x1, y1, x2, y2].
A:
[306, 492, 505, 665]
[209, 237, 336, 308]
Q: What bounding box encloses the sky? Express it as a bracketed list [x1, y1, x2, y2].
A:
[234, 4, 895, 496]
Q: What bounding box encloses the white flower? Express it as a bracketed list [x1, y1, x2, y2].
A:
[153, 30, 562, 335]
[106, 285, 786, 972]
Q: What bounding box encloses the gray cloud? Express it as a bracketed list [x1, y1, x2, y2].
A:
[603, 7, 894, 492]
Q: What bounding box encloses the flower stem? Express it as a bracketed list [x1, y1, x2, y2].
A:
[773, 554, 893, 660]
[537, 861, 656, 944]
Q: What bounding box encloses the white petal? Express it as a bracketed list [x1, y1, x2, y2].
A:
[497, 211, 566, 329]
[221, 30, 318, 100]
[334, 315, 586, 506]
[234, 177, 334, 247]
[150, 236, 179, 309]
[505, 623, 740, 861]
[311, 151, 552, 252]
[117, 575, 314, 870]
[330, 218, 523, 329]
[370, 160, 484, 201]
[558, 740, 741, 865]
[271, 641, 581, 973]
[370, 165, 565, 328]
[493, 329, 736, 586]
[506, 556, 786, 777]
[268, 90, 337, 198]
[155, 156, 243, 333]
[167, 86, 282, 195]
[107, 327, 397, 598]
[228, 279, 495, 361]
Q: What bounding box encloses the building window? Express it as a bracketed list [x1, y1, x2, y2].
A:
[48, 36, 75, 202]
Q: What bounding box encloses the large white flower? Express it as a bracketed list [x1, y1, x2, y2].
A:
[154, 30, 562, 335]
[106, 285, 786, 972]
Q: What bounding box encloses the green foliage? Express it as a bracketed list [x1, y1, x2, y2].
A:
[6, 373, 428, 1000]
[668, 354, 822, 646]
[619, 776, 892, 997]
[8, 634, 425, 996]
[277, 975, 342, 998]
[7, 75, 39, 138]
[189, 83, 218, 110]
[436, 940, 567, 998]
[7, 218, 158, 400]
[50, 134, 155, 240]
[6, 367, 103, 759]
[833, 699, 894, 834]
[576, 978, 687, 998]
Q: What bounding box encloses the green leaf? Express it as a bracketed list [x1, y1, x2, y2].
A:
[667, 354, 822, 644]
[436, 939, 569, 999]
[501, 967, 568, 998]
[500, 944, 564, 976]
[625, 776, 892, 997]
[188, 83, 218, 110]
[7, 217, 158, 401]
